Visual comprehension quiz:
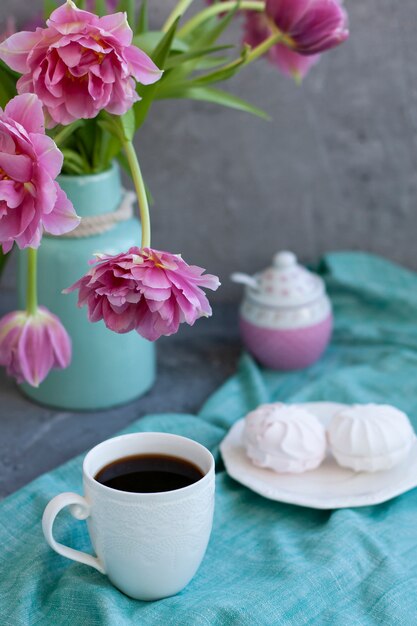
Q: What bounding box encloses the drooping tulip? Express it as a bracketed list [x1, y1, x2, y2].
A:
[0, 307, 71, 386]
[264, 0, 349, 55]
[65, 247, 221, 341]
[0, 0, 163, 127]
[244, 11, 320, 81]
[244, 0, 348, 80]
[0, 93, 79, 253]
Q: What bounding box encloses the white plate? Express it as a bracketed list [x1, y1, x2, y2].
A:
[219, 402, 417, 509]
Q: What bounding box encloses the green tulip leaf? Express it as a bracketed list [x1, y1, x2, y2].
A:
[119, 108, 136, 142]
[164, 45, 233, 70]
[136, 0, 148, 35]
[133, 19, 181, 130]
[133, 32, 188, 57]
[157, 85, 270, 120]
[183, 3, 239, 48]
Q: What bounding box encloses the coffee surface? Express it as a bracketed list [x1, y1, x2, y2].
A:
[94, 454, 204, 493]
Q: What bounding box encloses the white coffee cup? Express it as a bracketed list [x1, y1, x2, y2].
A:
[42, 432, 215, 601]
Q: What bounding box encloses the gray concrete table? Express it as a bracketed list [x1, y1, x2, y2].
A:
[0, 286, 241, 499]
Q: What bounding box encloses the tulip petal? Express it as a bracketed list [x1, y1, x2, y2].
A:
[266, 0, 309, 32]
[30, 133, 63, 179]
[0, 153, 32, 182]
[123, 45, 163, 85]
[56, 42, 83, 68]
[0, 323, 21, 366]
[1, 239, 13, 253]
[41, 185, 80, 235]
[45, 57, 67, 87]
[0, 180, 25, 209]
[48, 2, 95, 35]
[64, 80, 100, 119]
[102, 298, 137, 333]
[270, 44, 320, 80]
[4, 94, 45, 135]
[5, 193, 38, 244]
[0, 129, 16, 154]
[35, 167, 57, 215]
[98, 13, 133, 46]
[18, 319, 54, 386]
[141, 267, 172, 289]
[42, 308, 72, 368]
[0, 30, 41, 73]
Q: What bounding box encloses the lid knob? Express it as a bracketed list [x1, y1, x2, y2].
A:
[273, 251, 297, 269]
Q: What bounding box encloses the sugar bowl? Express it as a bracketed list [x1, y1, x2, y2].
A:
[231, 251, 333, 370]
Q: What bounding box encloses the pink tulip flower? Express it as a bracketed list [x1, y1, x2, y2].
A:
[0, 93, 80, 253]
[264, 0, 349, 55]
[65, 247, 221, 341]
[244, 11, 320, 81]
[0, 306, 72, 386]
[0, 0, 163, 127]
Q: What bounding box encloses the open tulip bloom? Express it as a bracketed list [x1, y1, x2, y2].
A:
[65, 248, 221, 341]
[0, 1, 162, 127]
[0, 93, 80, 253]
[0, 0, 349, 385]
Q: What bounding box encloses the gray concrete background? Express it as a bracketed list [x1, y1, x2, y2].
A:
[1, 0, 416, 301]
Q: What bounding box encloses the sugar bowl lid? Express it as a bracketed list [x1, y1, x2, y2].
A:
[231, 251, 325, 307]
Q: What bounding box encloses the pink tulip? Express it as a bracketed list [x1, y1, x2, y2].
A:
[0, 93, 80, 253]
[264, 0, 349, 55]
[65, 247, 221, 341]
[0, 307, 72, 386]
[244, 11, 320, 80]
[0, 0, 163, 127]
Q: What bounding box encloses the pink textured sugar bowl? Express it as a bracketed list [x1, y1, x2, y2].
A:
[231, 252, 333, 370]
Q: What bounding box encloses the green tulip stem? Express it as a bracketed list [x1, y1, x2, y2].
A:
[26, 247, 38, 316]
[162, 0, 196, 33]
[244, 32, 284, 65]
[178, 1, 265, 38]
[124, 141, 151, 249]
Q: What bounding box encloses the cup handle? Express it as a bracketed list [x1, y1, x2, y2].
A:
[42, 492, 105, 574]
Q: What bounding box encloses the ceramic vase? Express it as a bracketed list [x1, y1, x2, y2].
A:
[18, 163, 156, 410]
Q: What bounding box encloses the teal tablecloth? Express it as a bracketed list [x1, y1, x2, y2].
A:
[2, 252, 417, 625]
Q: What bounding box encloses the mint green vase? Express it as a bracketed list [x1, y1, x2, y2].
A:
[18, 163, 156, 410]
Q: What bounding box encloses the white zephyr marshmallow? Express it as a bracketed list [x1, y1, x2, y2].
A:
[328, 404, 416, 472]
[243, 403, 327, 473]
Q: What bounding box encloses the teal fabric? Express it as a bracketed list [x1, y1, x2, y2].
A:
[2, 251, 417, 625]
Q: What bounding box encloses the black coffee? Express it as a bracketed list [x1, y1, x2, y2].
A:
[94, 454, 204, 493]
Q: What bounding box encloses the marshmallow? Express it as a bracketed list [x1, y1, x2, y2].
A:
[243, 403, 326, 473]
[328, 404, 416, 472]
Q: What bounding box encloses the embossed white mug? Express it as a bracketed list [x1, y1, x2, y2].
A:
[42, 432, 215, 601]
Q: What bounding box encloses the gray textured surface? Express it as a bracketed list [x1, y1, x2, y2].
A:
[0, 286, 240, 498]
[1, 1, 416, 301]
